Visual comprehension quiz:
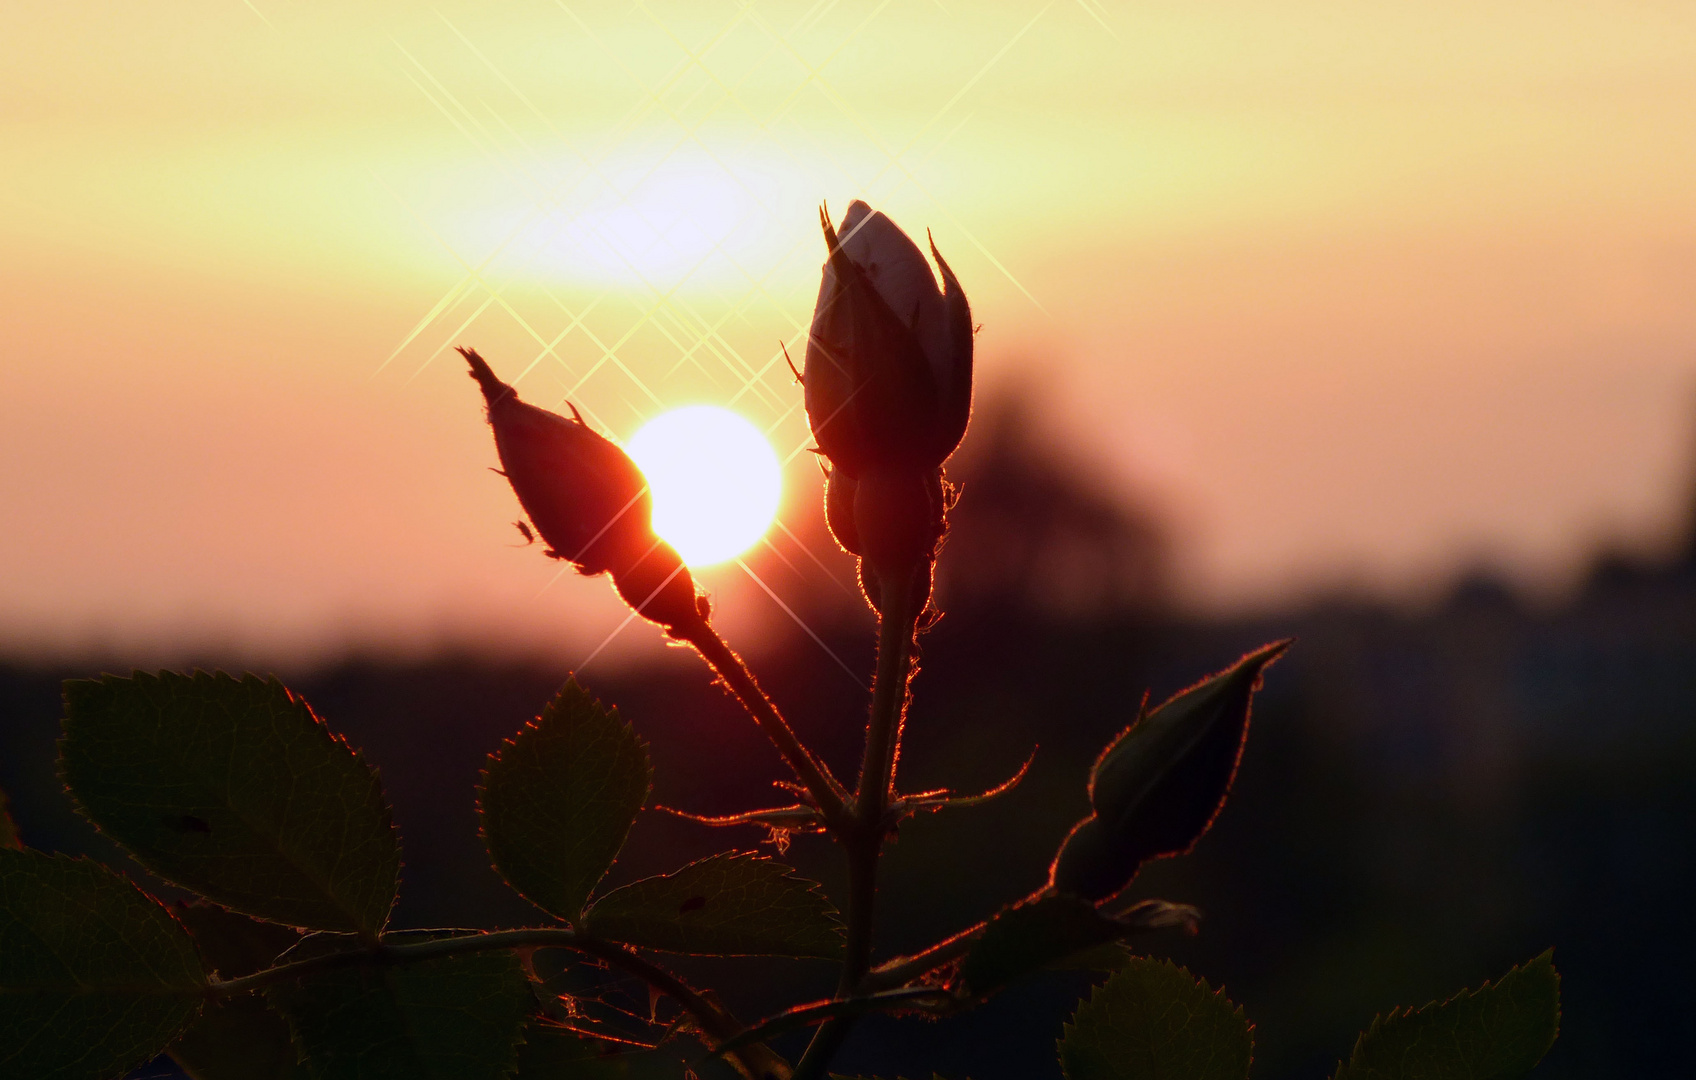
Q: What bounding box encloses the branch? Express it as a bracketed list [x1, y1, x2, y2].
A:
[886, 746, 1037, 824]
[673, 619, 849, 826]
[206, 927, 787, 1079]
[863, 896, 1203, 993]
[707, 986, 954, 1063]
[653, 802, 825, 832]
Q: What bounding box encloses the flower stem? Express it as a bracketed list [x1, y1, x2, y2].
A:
[858, 566, 920, 816]
[861, 895, 1201, 994]
[676, 617, 850, 825]
[794, 559, 924, 1080]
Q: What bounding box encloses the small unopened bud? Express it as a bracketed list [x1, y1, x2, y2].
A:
[1049, 642, 1289, 903]
[804, 201, 973, 479]
[463, 348, 703, 630]
[610, 540, 706, 630]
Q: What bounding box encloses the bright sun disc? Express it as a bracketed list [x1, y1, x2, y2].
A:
[626, 406, 782, 567]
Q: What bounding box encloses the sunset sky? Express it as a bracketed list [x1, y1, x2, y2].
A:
[3, 1, 1694, 664]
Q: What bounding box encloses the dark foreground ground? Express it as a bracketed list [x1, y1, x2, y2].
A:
[4, 549, 1693, 1079]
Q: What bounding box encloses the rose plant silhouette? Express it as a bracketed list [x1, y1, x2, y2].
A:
[0, 202, 1561, 1080]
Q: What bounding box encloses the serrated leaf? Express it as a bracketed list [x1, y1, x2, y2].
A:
[1332, 951, 1560, 1080]
[1052, 643, 1287, 902]
[175, 901, 305, 979]
[168, 902, 308, 1080]
[585, 851, 843, 958]
[480, 679, 652, 923]
[957, 895, 1129, 998]
[266, 930, 532, 1080]
[60, 671, 400, 935]
[0, 848, 206, 1080]
[1058, 956, 1251, 1080]
[171, 994, 309, 1080]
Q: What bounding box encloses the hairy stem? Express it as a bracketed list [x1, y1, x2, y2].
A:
[207, 927, 786, 1079]
[858, 566, 920, 816]
[795, 559, 924, 1080]
[860, 888, 1047, 993]
[863, 895, 1199, 994]
[676, 618, 849, 825]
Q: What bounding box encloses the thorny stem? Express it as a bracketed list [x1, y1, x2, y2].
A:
[861, 887, 1052, 993]
[207, 927, 788, 1080]
[795, 558, 924, 1080]
[858, 565, 920, 816]
[675, 617, 850, 826]
[862, 895, 1202, 995]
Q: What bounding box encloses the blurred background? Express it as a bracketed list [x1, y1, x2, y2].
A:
[2, 1, 1693, 1076]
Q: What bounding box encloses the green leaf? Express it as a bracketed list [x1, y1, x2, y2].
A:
[1058, 956, 1252, 1080]
[266, 931, 533, 1080]
[584, 851, 843, 958]
[1332, 950, 1560, 1080]
[1052, 642, 1287, 902]
[0, 848, 206, 1080]
[60, 671, 400, 935]
[172, 995, 309, 1080]
[0, 783, 22, 849]
[175, 900, 305, 979]
[480, 679, 652, 923]
[956, 895, 1130, 998]
[168, 902, 308, 1080]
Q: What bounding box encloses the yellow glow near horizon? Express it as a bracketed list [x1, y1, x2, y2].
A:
[463, 144, 810, 290]
[4, 2, 1696, 658]
[626, 406, 782, 567]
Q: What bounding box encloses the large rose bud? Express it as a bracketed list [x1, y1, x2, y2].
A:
[463, 348, 703, 630]
[826, 466, 949, 618]
[804, 201, 973, 479]
[823, 468, 862, 557]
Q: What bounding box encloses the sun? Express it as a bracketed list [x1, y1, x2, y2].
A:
[626, 406, 782, 567]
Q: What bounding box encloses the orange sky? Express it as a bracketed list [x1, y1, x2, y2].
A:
[3, 1, 1695, 664]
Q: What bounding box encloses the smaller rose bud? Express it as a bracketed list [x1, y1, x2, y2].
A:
[804, 201, 973, 478]
[463, 347, 703, 630]
[610, 537, 705, 630]
[1049, 641, 1290, 903]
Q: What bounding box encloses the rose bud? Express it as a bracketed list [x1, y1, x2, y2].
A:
[463, 347, 703, 630]
[853, 468, 945, 577]
[804, 201, 973, 479]
[823, 468, 863, 557]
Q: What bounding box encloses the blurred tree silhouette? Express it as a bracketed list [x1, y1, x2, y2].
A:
[938, 391, 1170, 619]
